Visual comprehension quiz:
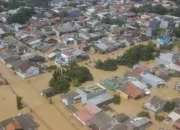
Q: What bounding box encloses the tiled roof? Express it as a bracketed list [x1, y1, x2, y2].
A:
[19, 62, 32, 73]
[126, 85, 143, 98]
[5, 122, 22, 130]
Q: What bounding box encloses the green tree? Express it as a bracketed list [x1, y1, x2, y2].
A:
[113, 95, 121, 105]
[8, 0, 25, 9]
[25, 0, 51, 7]
[164, 101, 176, 113]
[118, 44, 157, 67]
[171, 7, 180, 17]
[7, 8, 35, 24]
[173, 27, 180, 38]
[95, 59, 118, 71]
[137, 111, 151, 118]
[16, 96, 23, 110]
[155, 115, 165, 122]
[72, 78, 81, 87]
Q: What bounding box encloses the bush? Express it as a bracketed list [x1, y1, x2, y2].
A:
[47, 65, 57, 70]
[155, 115, 165, 122]
[113, 95, 121, 105]
[16, 96, 23, 110]
[95, 59, 118, 71]
[137, 111, 150, 118]
[118, 44, 158, 67]
[164, 101, 176, 113]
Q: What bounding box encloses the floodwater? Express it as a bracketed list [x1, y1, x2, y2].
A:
[0, 43, 179, 130]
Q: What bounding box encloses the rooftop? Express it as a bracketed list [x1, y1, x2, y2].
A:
[80, 83, 105, 94]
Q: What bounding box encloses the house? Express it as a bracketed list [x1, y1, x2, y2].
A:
[120, 36, 134, 46]
[140, 72, 165, 88]
[66, 8, 81, 18]
[125, 117, 151, 130]
[76, 83, 113, 106]
[129, 79, 151, 95]
[117, 83, 144, 100]
[5, 122, 23, 130]
[175, 82, 180, 91]
[160, 17, 175, 29]
[143, 96, 168, 114]
[73, 104, 102, 125]
[146, 19, 160, 37]
[133, 64, 150, 75]
[0, 50, 14, 63]
[40, 88, 56, 98]
[92, 37, 122, 53]
[53, 22, 77, 36]
[167, 107, 180, 124]
[156, 35, 172, 48]
[0, 114, 38, 130]
[102, 76, 122, 91]
[16, 62, 39, 79]
[155, 50, 180, 71]
[173, 119, 180, 130]
[113, 113, 152, 130]
[88, 111, 119, 130]
[55, 49, 88, 65]
[61, 91, 81, 105]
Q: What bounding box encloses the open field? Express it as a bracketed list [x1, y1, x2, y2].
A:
[0, 42, 179, 130]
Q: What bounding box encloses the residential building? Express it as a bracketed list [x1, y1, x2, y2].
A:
[167, 107, 180, 124]
[73, 104, 102, 125]
[76, 83, 113, 106]
[55, 49, 88, 65]
[117, 83, 145, 100]
[155, 50, 180, 71]
[53, 22, 77, 36]
[140, 72, 165, 88]
[61, 91, 81, 105]
[156, 35, 172, 48]
[143, 96, 168, 114]
[102, 76, 122, 91]
[40, 88, 56, 98]
[16, 62, 39, 79]
[160, 17, 175, 29]
[146, 19, 160, 37]
[0, 114, 38, 130]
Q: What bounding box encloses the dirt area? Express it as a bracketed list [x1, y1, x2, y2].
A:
[0, 41, 179, 130]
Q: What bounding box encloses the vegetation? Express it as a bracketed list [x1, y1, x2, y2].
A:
[129, 4, 167, 15]
[164, 101, 177, 113]
[95, 59, 118, 71]
[173, 40, 180, 50]
[7, 8, 35, 24]
[101, 17, 124, 27]
[16, 96, 23, 110]
[47, 65, 57, 71]
[155, 114, 165, 122]
[113, 95, 121, 105]
[25, 0, 51, 7]
[173, 27, 180, 38]
[118, 44, 158, 67]
[160, 44, 173, 50]
[8, 0, 25, 10]
[49, 64, 93, 94]
[171, 7, 180, 17]
[137, 111, 151, 119]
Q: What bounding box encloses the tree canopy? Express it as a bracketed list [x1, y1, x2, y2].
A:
[95, 59, 118, 71]
[129, 4, 167, 15]
[16, 96, 23, 110]
[25, 0, 51, 7]
[173, 27, 180, 38]
[8, 0, 25, 10]
[49, 64, 93, 94]
[101, 17, 124, 27]
[137, 111, 151, 119]
[164, 101, 177, 113]
[113, 95, 121, 105]
[7, 8, 35, 24]
[155, 115, 165, 122]
[118, 44, 158, 67]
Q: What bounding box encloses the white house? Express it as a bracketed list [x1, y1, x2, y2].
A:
[55, 49, 88, 65]
[16, 62, 39, 79]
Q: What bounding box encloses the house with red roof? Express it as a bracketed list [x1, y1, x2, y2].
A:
[73, 104, 102, 125]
